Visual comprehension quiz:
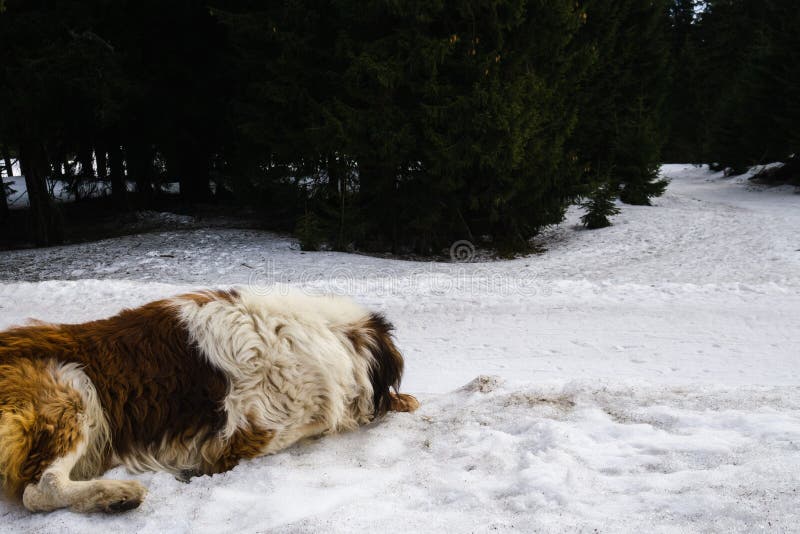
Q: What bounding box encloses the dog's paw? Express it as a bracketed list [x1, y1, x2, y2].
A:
[176, 469, 202, 483]
[390, 392, 420, 412]
[72, 480, 147, 514]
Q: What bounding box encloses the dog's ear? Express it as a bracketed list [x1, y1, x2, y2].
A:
[347, 313, 404, 418]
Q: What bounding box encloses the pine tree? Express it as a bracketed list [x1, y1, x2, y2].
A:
[574, 0, 671, 210]
[328, 0, 589, 252]
[295, 207, 324, 252]
[217, 1, 590, 253]
[699, 0, 761, 172]
[677, 0, 797, 175]
[614, 0, 671, 204]
[580, 182, 620, 229]
[663, 0, 704, 162]
[616, 95, 669, 205]
[0, 0, 89, 244]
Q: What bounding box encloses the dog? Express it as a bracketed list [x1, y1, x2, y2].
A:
[0, 288, 418, 513]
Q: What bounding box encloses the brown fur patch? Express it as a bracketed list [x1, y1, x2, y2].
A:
[203, 416, 275, 474]
[180, 289, 239, 307]
[0, 297, 230, 493]
[0, 359, 84, 498]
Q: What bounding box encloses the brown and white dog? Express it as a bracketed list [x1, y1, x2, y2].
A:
[0, 288, 418, 513]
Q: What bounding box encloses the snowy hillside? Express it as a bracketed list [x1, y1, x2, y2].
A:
[0, 165, 798, 532]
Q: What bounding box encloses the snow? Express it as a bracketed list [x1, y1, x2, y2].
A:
[3, 176, 30, 208]
[2, 176, 108, 208]
[1, 159, 22, 177]
[2, 176, 174, 209]
[1, 164, 799, 532]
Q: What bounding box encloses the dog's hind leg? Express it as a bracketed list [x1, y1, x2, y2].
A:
[22, 442, 146, 513]
[0, 358, 144, 513]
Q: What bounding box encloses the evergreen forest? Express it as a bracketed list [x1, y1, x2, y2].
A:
[0, 1, 796, 252]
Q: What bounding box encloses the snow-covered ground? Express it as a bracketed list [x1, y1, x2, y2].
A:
[1, 165, 798, 532]
[2, 175, 170, 208]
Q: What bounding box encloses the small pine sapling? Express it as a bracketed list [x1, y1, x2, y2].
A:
[580, 184, 620, 229]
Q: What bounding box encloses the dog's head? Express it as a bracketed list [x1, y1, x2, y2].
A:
[346, 312, 404, 418]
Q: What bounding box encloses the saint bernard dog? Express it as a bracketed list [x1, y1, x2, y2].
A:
[0, 288, 418, 513]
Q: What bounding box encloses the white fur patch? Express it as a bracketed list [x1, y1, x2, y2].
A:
[173, 290, 378, 454]
[47, 362, 110, 480]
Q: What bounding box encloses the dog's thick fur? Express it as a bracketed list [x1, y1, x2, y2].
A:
[0, 289, 418, 513]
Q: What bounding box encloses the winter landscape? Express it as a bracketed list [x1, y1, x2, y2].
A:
[3, 2, 800, 531]
[1, 164, 798, 533]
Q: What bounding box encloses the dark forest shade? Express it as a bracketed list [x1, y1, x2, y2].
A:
[1, 1, 795, 251]
[663, 0, 800, 174]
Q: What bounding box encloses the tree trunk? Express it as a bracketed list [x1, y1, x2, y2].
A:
[0, 163, 8, 224]
[96, 147, 108, 181]
[126, 141, 154, 207]
[76, 146, 96, 203]
[78, 147, 95, 179]
[358, 160, 398, 252]
[109, 143, 127, 210]
[62, 155, 79, 202]
[2, 153, 12, 177]
[1, 143, 11, 223]
[19, 140, 63, 246]
[326, 154, 347, 250]
[176, 139, 212, 203]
